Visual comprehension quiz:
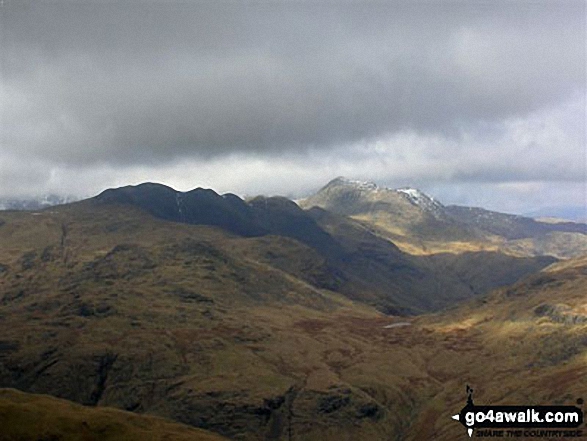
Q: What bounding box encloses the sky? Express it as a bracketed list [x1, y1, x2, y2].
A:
[1, 0, 585, 215]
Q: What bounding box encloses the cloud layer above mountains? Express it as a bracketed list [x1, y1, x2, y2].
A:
[1, 1, 585, 213]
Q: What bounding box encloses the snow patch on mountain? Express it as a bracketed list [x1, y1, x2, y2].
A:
[396, 188, 443, 212]
[324, 177, 446, 216]
[330, 177, 378, 191]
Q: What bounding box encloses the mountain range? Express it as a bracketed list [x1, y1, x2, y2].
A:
[93, 180, 567, 313]
[0, 177, 585, 440]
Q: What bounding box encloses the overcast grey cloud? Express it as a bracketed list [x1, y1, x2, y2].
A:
[0, 0, 585, 214]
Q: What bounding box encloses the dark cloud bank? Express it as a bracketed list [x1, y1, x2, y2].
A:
[0, 1, 585, 213]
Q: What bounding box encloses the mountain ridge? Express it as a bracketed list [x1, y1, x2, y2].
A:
[87, 181, 557, 313]
[300, 177, 587, 257]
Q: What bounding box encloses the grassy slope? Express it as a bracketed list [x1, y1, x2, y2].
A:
[0, 388, 227, 441]
[0, 205, 585, 440]
[353, 212, 587, 259]
[0, 204, 392, 439]
[408, 257, 587, 439]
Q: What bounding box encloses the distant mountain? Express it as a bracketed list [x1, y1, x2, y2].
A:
[524, 205, 587, 223]
[443, 205, 586, 239]
[96, 183, 265, 237]
[89, 182, 555, 313]
[300, 177, 436, 217]
[0, 194, 78, 211]
[300, 177, 587, 257]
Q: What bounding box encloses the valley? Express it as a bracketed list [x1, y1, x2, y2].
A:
[0, 180, 585, 440]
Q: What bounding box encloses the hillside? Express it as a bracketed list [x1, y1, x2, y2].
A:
[0, 211, 584, 439]
[0, 388, 227, 441]
[408, 256, 587, 438]
[0, 186, 584, 439]
[300, 177, 587, 258]
[89, 183, 555, 313]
